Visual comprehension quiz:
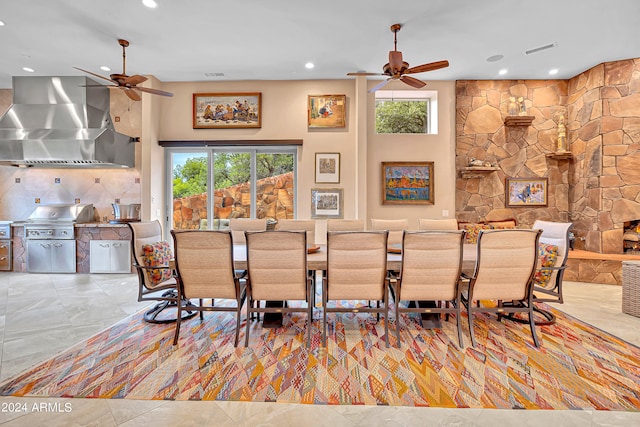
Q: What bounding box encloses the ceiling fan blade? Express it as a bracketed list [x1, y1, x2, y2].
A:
[347, 72, 384, 76]
[400, 75, 426, 88]
[136, 86, 174, 97]
[73, 67, 118, 84]
[123, 74, 148, 86]
[389, 51, 403, 74]
[368, 78, 392, 93]
[123, 88, 142, 101]
[405, 60, 450, 75]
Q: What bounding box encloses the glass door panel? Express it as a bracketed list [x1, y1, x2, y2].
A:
[256, 153, 295, 221]
[170, 152, 209, 230]
[213, 152, 251, 230]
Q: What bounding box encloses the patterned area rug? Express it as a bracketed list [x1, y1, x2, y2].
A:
[1, 303, 640, 410]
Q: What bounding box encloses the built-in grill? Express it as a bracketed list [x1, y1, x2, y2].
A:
[25, 204, 94, 273]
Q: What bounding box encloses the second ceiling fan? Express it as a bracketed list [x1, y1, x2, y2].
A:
[74, 39, 173, 101]
[348, 24, 449, 92]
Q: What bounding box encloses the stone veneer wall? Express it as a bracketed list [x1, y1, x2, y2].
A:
[455, 80, 570, 227]
[173, 172, 294, 229]
[567, 59, 640, 254]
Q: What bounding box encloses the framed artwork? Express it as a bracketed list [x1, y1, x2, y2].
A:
[381, 161, 434, 205]
[311, 188, 343, 219]
[193, 92, 261, 128]
[308, 94, 346, 128]
[506, 177, 548, 207]
[315, 152, 340, 183]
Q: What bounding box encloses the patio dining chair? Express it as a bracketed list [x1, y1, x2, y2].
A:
[323, 231, 391, 347]
[462, 228, 542, 348]
[418, 218, 459, 231]
[370, 218, 408, 246]
[244, 230, 313, 347]
[530, 219, 573, 324]
[170, 230, 245, 346]
[394, 230, 466, 347]
[128, 220, 196, 324]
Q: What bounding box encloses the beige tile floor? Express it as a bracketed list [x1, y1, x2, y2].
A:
[0, 272, 639, 426]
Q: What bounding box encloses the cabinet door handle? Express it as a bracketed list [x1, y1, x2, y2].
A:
[0, 245, 5, 249]
[0, 257, 6, 261]
[99, 243, 110, 248]
[112, 243, 123, 248]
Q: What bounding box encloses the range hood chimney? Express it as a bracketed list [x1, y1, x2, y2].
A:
[0, 76, 135, 168]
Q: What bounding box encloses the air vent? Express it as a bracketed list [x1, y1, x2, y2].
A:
[204, 72, 225, 77]
[525, 43, 557, 55]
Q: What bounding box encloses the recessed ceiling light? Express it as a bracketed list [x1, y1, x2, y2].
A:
[305, 62, 315, 69]
[498, 68, 508, 75]
[0, 20, 6, 26]
[486, 54, 504, 62]
[22, 67, 35, 73]
[100, 66, 111, 71]
[142, 0, 158, 8]
[549, 68, 559, 75]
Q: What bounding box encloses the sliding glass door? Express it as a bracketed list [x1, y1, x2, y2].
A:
[166, 147, 296, 232]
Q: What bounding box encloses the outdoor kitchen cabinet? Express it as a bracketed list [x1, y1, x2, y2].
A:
[89, 240, 131, 274]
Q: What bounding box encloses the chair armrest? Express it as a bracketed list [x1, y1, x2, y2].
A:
[537, 265, 568, 272]
[133, 264, 173, 271]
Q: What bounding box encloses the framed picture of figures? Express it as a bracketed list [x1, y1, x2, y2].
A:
[311, 188, 343, 219]
[308, 94, 346, 128]
[193, 92, 261, 128]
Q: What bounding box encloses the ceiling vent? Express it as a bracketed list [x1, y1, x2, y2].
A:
[525, 43, 557, 55]
[204, 72, 225, 77]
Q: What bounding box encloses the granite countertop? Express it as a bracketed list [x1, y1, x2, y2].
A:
[75, 222, 130, 228]
[9, 222, 129, 228]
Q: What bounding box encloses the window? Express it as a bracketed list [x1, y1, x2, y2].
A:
[167, 147, 296, 231]
[375, 90, 438, 134]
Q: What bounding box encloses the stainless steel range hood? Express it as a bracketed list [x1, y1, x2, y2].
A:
[0, 76, 135, 168]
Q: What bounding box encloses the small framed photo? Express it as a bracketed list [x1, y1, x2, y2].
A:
[381, 161, 434, 205]
[315, 152, 340, 183]
[311, 188, 343, 219]
[193, 92, 261, 128]
[506, 177, 548, 207]
[308, 94, 346, 128]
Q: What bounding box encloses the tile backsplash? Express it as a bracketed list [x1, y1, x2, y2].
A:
[0, 167, 141, 222]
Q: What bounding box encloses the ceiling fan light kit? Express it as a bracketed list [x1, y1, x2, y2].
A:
[74, 39, 173, 101]
[347, 23, 449, 92]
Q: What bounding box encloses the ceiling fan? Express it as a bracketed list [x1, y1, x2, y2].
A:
[347, 24, 449, 92]
[74, 39, 173, 101]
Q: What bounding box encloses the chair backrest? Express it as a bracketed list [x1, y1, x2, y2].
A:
[326, 231, 388, 300]
[399, 231, 464, 301]
[171, 230, 238, 299]
[370, 218, 408, 246]
[327, 219, 365, 232]
[275, 219, 316, 245]
[128, 220, 169, 287]
[471, 229, 541, 301]
[129, 220, 164, 266]
[418, 218, 459, 231]
[245, 230, 308, 301]
[229, 218, 267, 244]
[532, 220, 572, 267]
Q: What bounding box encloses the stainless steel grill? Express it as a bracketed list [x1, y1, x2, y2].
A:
[25, 203, 94, 273]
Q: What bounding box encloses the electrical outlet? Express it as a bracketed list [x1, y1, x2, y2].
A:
[442, 210, 449, 217]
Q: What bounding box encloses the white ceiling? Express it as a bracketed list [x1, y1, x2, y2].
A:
[1, 0, 639, 90]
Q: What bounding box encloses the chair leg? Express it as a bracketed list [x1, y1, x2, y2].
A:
[529, 306, 540, 347]
[468, 308, 477, 348]
[173, 300, 182, 346]
[199, 298, 204, 321]
[384, 302, 390, 348]
[245, 298, 252, 347]
[395, 305, 401, 348]
[455, 301, 464, 348]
